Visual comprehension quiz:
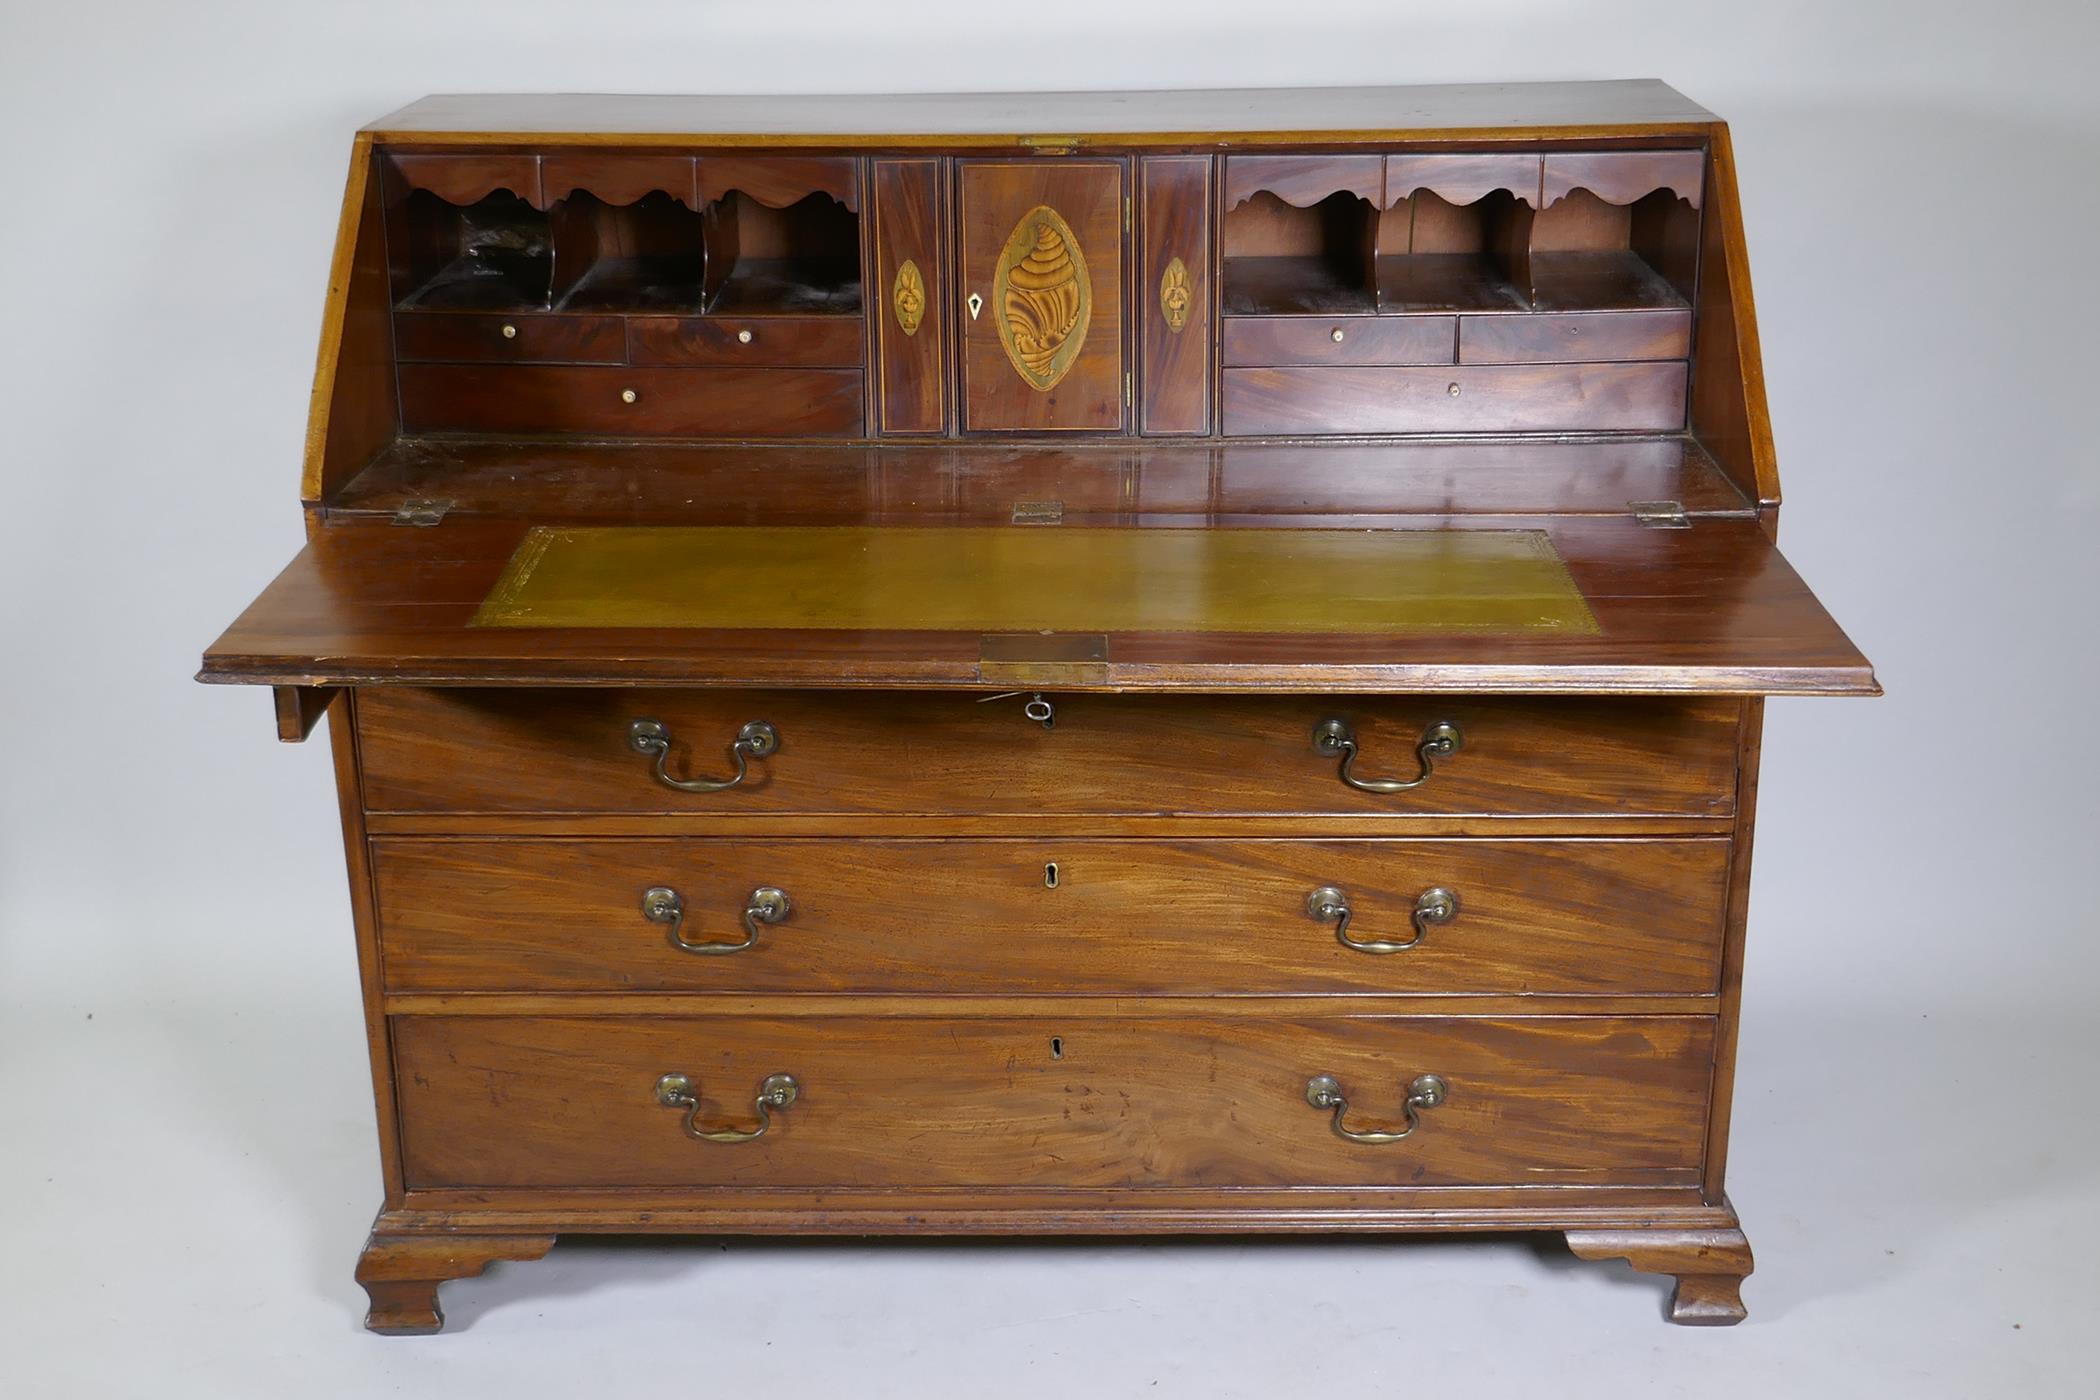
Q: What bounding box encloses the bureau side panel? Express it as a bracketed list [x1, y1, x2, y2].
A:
[302, 138, 398, 504]
[330, 690, 407, 1202]
[1702, 698, 1763, 1201]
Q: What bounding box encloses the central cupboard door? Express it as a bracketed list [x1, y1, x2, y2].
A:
[959, 160, 1126, 431]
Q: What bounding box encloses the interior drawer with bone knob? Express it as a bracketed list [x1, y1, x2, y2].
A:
[354, 689, 1739, 818]
[393, 1013, 1716, 1190]
[372, 836, 1731, 995]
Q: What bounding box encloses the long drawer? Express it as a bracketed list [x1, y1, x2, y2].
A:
[372, 837, 1730, 995]
[1220, 362, 1687, 436]
[354, 690, 1739, 818]
[394, 1014, 1714, 1189]
[396, 364, 864, 437]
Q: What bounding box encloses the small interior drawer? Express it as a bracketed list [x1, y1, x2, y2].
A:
[1221, 316, 1453, 367]
[395, 311, 626, 365]
[628, 316, 865, 368]
[1458, 309, 1691, 364]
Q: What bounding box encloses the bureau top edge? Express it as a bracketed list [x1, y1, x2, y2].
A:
[362, 82, 1721, 147]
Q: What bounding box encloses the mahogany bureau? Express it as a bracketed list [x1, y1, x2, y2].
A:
[200, 82, 1876, 1332]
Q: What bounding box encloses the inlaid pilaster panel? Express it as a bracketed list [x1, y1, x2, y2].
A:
[870, 158, 949, 434]
[1138, 155, 1213, 435]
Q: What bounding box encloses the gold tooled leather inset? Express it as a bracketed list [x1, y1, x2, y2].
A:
[475, 526, 1598, 636]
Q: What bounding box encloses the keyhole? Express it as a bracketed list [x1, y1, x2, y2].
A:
[1044, 861, 1060, 889]
[1050, 1037, 1064, 1059]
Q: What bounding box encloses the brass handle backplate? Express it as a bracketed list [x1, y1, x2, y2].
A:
[1305, 1073, 1448, 1144]
[655, 1072, 799, 1143]
[1307, 885, 1457, 953]
[643, 885, 790, 955]
[629, 718, 779, 793]
[1312, 718, 1463, 794]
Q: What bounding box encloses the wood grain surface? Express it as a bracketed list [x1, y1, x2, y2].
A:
[1222, 362, 1687, 435]
[869, 158, 949, 433]
[393, 1012, 1715, 1189]
[370, 835, 1729, 994]
[1138, 155, 1212, 433]
[353, 689, 1738, 816]
[206, 86, 1876, 1331]
[201, 515, 1872, 694]
[959, 160, 1126, 431]
[396, 364, 864, 437]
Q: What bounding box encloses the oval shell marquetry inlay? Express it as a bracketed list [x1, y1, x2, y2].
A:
[892, 258, 926, 337]
[995, 205, 1090, 392]
[1159, 255, 1193, 333]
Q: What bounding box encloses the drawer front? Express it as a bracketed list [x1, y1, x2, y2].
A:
[373, 837, 1729, 995]
[395, 1014, 1714, 1189]
[627, 316, 866, 368]
[1221, 362, 1687, 436]
[1458, 310, 1692, 365]
[395, 311, 626, 365]
[396, 364, 864, 437]
[1542, 150, 1705, 209]
[1222, 154, 1383, 210]
[355, 690, 1739, 818]
[1221, 316, 1454, 367]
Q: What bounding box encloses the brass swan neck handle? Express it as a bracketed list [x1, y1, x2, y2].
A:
[1307, 885, 1458, 953]
[1305, 1074, 1448, 1144]
[1311, 718, 1463, 794]
[654, 1072, 799, 1144]
[643, 885, 791, 955]
[629, 718, 779, 793]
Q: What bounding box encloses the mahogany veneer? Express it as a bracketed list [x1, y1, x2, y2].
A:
[202, 81, 1872, 1334]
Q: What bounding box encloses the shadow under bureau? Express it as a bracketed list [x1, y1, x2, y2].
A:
[200, 81, 1876, 1332]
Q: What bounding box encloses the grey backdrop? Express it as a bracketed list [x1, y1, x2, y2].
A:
[3, 2, 2094, 1394]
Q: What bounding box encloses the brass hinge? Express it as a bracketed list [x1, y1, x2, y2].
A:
[391, 498, 453, 526]
[1630, 500, 1691, 529]
[1124, 371, 1133, 408]
[1125, 195, 1132, 233]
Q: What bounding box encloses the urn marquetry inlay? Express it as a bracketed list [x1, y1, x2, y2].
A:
[995, 205, 1090, 392]
[1159, 255, 1192, 332]
[892, 259, 926, 337]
